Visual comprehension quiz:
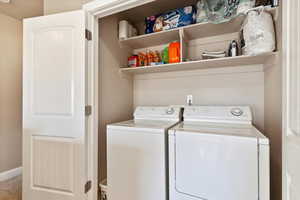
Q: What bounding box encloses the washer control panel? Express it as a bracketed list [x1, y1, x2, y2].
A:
[184, 106, 252, 123]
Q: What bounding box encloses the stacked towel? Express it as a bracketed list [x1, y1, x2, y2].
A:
[202, 51, 226, 59]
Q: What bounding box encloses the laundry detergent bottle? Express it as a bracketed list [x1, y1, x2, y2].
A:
[169, 41, 180, 63]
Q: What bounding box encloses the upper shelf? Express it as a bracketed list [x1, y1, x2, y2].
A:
[183, 16, 243, 40]
[120, 52, 278, 75]
[119, 18, 242, 49]
[119, 6, 278, 49]
[120, 28, 180, 49]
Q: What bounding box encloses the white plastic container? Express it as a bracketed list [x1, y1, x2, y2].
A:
[242, 9, 276, 56]
[118, 20, 129, 40]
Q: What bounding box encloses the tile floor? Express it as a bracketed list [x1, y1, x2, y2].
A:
[0, 176, 22, 200]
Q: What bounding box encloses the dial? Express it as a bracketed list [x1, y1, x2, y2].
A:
[166, 107, 175, 115]
[231, 108, 243, 116]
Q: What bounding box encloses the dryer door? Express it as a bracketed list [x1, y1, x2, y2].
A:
[175, 131, 258, 200]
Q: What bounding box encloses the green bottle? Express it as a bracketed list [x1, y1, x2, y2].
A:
[162, 47, 169, 64]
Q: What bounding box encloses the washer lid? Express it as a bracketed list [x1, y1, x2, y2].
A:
[108, 119, 179, 133]
[171, 122, 269, 145]
[184, 106, 252, 124]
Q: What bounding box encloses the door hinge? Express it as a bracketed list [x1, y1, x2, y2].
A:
[85, 180, 92, 193]
[85, 105, 92, 116]
[85, 29, 92, 41]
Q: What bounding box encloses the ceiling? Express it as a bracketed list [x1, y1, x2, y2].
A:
[119, 0, 197, 23]
[0, 0, 43, 20]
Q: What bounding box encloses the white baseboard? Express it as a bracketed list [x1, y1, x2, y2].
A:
[0, 167, 22, 182]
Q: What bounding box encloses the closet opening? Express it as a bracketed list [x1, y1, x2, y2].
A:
[94, 1, 282, 200]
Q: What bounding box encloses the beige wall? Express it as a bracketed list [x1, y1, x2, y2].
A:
[264, 63, 282, 200]
[99, 16, 134, 180]
[43, 0, 93, 15]
[0, 13, 22, 173]
[264, 4, 283, 200]
[134, 66, 265, 131]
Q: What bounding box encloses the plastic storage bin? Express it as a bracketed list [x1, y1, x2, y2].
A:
[100, 179, 107, 200]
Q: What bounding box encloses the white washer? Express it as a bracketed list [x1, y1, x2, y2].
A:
[107, 106, 182, 200]
[169, 106, 270, 200]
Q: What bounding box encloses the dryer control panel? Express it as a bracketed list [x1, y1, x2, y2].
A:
[183, 106, 252, 124]
[134, 106, 182, 121]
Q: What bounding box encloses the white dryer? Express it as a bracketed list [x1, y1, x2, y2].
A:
[169, 106, 270, 200]
[107, 106, 182, 200]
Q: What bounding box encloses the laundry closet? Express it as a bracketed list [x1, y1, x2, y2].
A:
[22, 0, 286, 200]
[97, 0, 282, 200]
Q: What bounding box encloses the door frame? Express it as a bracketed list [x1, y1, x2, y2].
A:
[82, 1, 300, 200]
[282, 1, 288, 199]
[82, 1, 155, 200]
[83, 1, 300, 200]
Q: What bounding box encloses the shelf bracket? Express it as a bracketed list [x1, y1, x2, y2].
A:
[179, 29, 188, 62]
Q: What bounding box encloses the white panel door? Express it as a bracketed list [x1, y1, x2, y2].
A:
[23, 10, 89, 200]
[283, 1, 300, 200]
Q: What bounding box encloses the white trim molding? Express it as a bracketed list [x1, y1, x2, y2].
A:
[83, 0, 155, 18]
[82, 1, 156, 200]
[0, 167, 22, 182]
